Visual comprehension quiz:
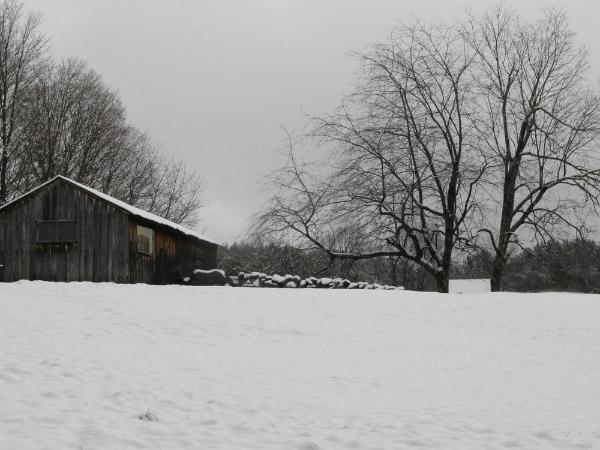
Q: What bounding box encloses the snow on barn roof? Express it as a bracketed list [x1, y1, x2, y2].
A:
[0, 175, 221, 246]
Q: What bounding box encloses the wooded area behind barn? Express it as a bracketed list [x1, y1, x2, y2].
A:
[0, 176, 218, 284]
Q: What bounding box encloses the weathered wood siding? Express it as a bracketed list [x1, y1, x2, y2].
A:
[0, 179, 130, 282]
[129, 217, 218, 284]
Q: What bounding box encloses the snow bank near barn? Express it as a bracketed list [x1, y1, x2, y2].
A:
[1, 282, 600, 449]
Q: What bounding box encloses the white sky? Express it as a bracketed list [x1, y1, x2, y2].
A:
[24, 0, 600, 243]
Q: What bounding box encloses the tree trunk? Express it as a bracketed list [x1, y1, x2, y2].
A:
[390, 256, 400, 286]
[491, 155, 521, 292]
[436, 271, 450, 293]
[491, 222, 511, 292]
[490, 252, 506, 291]
[0, 148, 7, 205]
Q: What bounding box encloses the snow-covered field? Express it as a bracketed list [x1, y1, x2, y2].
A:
[1, 282, 599, 449]
[449, 278, 491, 294]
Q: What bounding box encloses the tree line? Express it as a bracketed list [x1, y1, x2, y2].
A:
[252, 5, 600, 292]
[220, 238, 600, 293]
[0, 1, 203, 225]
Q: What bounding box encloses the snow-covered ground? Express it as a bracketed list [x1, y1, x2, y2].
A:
[1, 282, 599, 450]
[449, 279, 491, 294]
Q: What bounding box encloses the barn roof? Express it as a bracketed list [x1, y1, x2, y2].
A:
[0, 175, 221, 246]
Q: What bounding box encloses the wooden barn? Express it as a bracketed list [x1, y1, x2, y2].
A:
[0, 176, 219, 284]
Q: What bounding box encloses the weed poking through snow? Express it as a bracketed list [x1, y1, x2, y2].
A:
[137, 409, 158, 422]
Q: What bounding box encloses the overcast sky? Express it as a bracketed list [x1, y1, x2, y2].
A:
[24, 0, 599, 243]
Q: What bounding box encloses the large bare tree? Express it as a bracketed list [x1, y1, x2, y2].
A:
[0, 0, 46, 204]
[17, 58, 128, 189]
[464, 7, 600, 290]
[254, 22, 487, 293]
[14, 57, 205, 226]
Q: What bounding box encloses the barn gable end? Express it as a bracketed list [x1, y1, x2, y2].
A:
[0, 178, 130, 282]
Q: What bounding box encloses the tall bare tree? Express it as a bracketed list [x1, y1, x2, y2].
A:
[17, 58, 128, 190]
[254, 22, 487, 292]
[15, 57, 205, 226]
[0, 0, 47, 204]
[464, 7, 600, 290]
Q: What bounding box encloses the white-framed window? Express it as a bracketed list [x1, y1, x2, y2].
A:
[136, 225, 154, 255]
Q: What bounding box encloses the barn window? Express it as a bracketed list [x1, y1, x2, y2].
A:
[36, 220, 77, 243]
[136, 225, 154, 255]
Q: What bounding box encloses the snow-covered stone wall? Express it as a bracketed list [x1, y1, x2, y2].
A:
[231, 272, 403, 290]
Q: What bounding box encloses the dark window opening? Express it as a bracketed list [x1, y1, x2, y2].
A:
[36, 220, 77, 243]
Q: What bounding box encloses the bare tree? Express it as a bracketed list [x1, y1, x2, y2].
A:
[138, 157, 205, 227]
[0, 0, 47, 204]
[14, 57, 205, 226]
[464, 7, 600, 291]
[16, 58, 128, 191]
[108, 129, 159, 206]
[254, 21, 487, 293]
